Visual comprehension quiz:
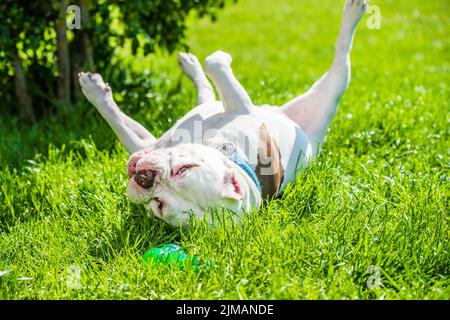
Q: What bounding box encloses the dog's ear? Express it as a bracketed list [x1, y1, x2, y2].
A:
[220, 169, 242, 201]
[255, 123, 284, 199]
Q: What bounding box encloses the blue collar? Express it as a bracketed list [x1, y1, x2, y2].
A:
[228, 152, 262, 194]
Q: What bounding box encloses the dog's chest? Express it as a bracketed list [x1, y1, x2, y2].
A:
[156, 102, 312, 194]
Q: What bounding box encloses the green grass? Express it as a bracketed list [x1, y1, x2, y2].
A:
[0, 0, 449, 299]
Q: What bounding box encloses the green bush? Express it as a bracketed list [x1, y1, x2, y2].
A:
[0, 0, 231, 122]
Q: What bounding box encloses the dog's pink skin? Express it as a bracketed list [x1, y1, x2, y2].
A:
[135, 158, 161, 174]
[127, 149, 151, 177]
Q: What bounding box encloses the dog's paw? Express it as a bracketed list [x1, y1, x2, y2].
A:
[78, 72, 112, 106]
[343, 0, 368, 29]
[178, 52, 203, 80]
[204, 50, 233, 73]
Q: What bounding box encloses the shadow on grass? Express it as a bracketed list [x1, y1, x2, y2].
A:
[85, 204, 182, 263]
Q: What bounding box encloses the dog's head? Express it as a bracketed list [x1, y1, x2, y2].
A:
[126, 144, 253, 227]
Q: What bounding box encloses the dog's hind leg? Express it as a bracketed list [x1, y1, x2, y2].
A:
[280, 0, 368, 154]
[178, 53, 216, 106]
[204, 50, 253, 114]
[79, 72, 155, 153]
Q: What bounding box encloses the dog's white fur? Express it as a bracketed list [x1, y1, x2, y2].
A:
[79, 0, 368, 228]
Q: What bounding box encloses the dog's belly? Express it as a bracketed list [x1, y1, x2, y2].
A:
[155, 101, 313, 191]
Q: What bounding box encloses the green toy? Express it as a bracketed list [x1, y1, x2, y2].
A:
[142, 244, 210, 272]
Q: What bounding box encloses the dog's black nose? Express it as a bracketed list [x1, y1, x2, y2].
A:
[134, 169, 156, 189]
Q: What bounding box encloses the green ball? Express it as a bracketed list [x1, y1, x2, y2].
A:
[142, 244, 209, 272]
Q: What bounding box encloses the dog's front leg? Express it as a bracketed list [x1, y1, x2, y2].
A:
[204, 51, 253, 114]
[79, 72, 155, 153]
[178, 52, 216, 106]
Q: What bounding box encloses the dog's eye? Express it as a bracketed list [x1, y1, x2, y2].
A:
[173, 164, 200, 177]
[177, 166, 189, 175]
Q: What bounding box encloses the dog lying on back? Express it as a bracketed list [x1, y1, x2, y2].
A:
[79, 0, 368, 227]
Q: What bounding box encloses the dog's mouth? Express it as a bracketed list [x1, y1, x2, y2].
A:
[231, 174, 242, 197]
[152, 198, 165, 217]
[140, 196, 166, 219]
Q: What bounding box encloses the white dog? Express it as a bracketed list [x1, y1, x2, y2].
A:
[79, 0, 368, 227]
